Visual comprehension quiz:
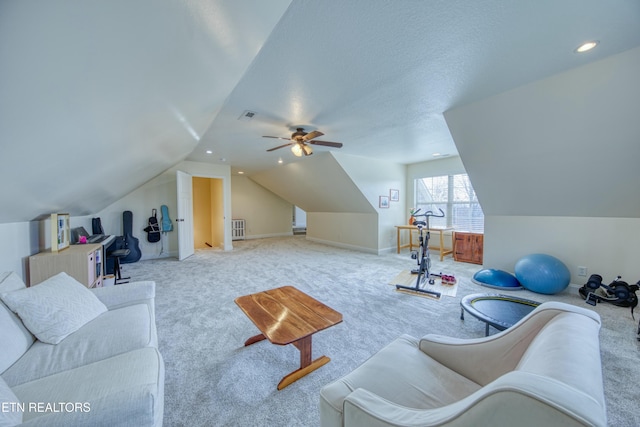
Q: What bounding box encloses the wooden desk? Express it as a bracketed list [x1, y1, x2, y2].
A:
[235, 286, 343, 390]
[395, 225, 454, 261]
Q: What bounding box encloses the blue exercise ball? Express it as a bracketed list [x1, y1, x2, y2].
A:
[514, 254, 570, 295]
[472, 269, 523, 290]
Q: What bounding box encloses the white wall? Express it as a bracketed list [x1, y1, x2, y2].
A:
[306, 212, 378, 253]
[406, 156, 466, 199]
[0, 222, 39, 280]
[445, 47, 640, 218]
[250, 153, 375, 214]
[231, 175, 293, 239]
[485, 215, 640, 286]
[95, 172, 177, 259]
[95, 160, 232, 258]
[249, 153, 383, 251]
[333, 153, 406, 252]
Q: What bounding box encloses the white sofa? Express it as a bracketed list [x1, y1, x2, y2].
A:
[0, 271, 164, 426]
[320, 301, 606, 427]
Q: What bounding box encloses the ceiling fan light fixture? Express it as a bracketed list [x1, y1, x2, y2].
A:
[291, 143, 303, 157]
[265, 127, 340, 155]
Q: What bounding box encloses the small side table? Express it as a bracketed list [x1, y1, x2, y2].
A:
[395, 225, 454, 261]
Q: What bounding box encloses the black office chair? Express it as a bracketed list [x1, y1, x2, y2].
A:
[108, 248, 131, 284]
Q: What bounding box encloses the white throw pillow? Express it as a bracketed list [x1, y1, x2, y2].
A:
[0, 376, 22, 426]
[0, 272, 107, 344]
[0, 272, 36, 373]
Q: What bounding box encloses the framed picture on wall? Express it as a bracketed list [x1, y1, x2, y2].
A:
[379, 195, 390, 208]
[51, 213, 70, 252]
[390, 189, 399, 202]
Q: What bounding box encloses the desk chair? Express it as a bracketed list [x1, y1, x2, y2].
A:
[108, 249, 130, 284]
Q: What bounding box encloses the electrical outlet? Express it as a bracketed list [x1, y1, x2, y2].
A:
[577, 266, 588, 277]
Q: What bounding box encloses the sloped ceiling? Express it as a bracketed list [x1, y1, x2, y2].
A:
[0, 0, 292, 223]
[186, 0, 640, 174]
[445, 47, 640, 218]
[1, 0, 640, 225]
[250, 152, 375, 214]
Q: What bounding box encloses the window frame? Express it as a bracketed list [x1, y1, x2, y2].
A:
[413, 173, 484, 233]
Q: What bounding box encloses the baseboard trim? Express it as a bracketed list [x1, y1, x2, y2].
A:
[306, 236, 378, 254]
[245, 232, 293, 240]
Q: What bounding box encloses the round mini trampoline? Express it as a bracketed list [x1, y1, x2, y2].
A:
[460, 293, 541, 336]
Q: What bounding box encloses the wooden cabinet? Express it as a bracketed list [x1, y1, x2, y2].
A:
[454, 232, 484, 264]
[29, 243, 103, 288]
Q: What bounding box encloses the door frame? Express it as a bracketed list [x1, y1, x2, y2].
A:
[176, 170, 232, 260]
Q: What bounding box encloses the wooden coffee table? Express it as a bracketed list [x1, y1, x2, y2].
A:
[235, 286, 343, 390]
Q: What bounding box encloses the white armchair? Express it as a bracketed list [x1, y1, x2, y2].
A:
[320, 302, 606, 427]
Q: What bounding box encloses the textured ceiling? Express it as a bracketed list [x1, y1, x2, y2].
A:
[188, 0, 640, 174]
[1, 0, 639, 223]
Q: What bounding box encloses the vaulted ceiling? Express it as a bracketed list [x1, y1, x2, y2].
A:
[1, 0, 639, 224]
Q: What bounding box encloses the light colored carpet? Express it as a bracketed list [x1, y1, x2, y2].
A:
[122, 236, 639, 427]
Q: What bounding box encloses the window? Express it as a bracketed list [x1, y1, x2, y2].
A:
[414, 174, 484, 232]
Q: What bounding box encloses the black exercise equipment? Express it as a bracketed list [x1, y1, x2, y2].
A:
[395, 208, 445, 298]
[460, 293, 540, 336]
[579, 274, 639, 319]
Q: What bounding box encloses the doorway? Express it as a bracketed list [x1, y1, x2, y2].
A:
[193, 177, 225, 249]
[293, 206, 307, 235]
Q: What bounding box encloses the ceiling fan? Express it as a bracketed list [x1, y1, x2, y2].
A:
[263, 128, 343, 157]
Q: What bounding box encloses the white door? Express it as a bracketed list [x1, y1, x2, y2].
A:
[176, 170, 194, 261]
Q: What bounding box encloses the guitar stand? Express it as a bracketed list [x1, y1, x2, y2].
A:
[110, 249, 131, 284]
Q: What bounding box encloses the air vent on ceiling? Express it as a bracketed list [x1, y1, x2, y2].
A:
[238, 110, 257, 121]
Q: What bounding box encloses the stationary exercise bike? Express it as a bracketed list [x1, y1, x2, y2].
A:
[395, 208, 445, 298]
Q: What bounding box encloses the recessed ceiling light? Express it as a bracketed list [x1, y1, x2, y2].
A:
[205, 150, 213, 154]
[575, 41, 598, 53]
[278, 159, 283, 164]
[432, 153, 441, 157]
[238, 171, 244, 175]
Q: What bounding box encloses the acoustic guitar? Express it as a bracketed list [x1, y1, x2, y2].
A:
[120, 210, 142, 263]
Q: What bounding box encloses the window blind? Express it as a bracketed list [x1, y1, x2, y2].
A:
[414, 174, 484, 232]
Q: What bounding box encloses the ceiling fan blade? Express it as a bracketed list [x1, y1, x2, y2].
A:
[302, 130, 324, 141]
[266, 143, 293, 152]
[263, 136, 291, 141]
[308, 140, 343, 148]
